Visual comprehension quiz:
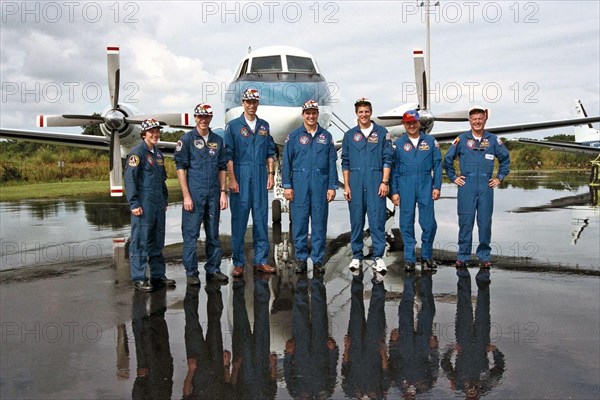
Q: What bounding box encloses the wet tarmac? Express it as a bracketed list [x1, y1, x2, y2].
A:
[1, 172, 599, 399]
[1, 226, 599, 399]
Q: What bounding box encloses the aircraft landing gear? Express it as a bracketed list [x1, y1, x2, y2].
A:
[272, 161, 289, 223]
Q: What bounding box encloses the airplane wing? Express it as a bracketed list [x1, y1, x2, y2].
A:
[0, 128, 109, 150]
[0, 128, 182, 157]
[430, 116, 600, 142]
[517, 138, 600, 155]
[156, 140, 177, 156]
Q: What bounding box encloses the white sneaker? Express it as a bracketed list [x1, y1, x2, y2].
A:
[348, 259, 363, 276]
[373, 270, 385, 284]
[373, 257, 387, 274]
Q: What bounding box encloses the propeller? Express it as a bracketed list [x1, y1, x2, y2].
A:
[375, 48, 470, 134]
[106, 46, 123, 196]
[35, 45, 190, 197]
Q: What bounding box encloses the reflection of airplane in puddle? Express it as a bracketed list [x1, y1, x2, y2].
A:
[511, 185, 600, 245]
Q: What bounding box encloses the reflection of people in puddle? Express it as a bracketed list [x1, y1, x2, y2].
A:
[131, 289, 173, 399]
[231, 275, 277, 399]
[183, 282, 231, 399]
[284, 276, 339, 398]
[342, 273, 389, 399]
[441, 268, 505, 399]
[389, 273, 438, 398]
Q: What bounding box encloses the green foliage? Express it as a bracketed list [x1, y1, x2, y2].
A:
[81, 114, 104, 136]
[161, 129, 185, 143]
[544, 134, 575, 142]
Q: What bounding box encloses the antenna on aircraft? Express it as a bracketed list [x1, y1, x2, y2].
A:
[248, 46, 252, 54]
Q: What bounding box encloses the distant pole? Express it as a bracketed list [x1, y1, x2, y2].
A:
[425, 0, 431, 83]
[421, 0, 439, 89]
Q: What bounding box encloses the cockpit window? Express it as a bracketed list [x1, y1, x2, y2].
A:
[250, 56, 282, 73]
[237, 59, 249, 78]
[287, 56, 316, 73]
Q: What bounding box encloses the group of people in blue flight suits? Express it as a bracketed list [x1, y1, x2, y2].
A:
[124, 89, 510, 291]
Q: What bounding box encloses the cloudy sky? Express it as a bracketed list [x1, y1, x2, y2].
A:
[1, 0, 599, 140]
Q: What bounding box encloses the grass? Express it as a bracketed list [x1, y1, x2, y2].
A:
[0, 179, 182, 202]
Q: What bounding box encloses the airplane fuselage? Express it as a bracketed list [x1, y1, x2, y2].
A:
[223, 46, 334, 148]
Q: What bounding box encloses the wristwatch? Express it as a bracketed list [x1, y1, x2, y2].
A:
[381, 181, 389, 186]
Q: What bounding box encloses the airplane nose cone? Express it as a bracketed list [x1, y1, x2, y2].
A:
[104, 109, 126, 130]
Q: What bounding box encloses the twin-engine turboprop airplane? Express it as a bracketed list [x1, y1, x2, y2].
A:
[1, 45, 599, 205]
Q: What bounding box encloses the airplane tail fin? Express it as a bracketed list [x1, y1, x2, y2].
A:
[574, 100, 600, 145]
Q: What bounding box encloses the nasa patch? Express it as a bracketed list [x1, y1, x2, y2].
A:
[128, 155, 140, 167]
[317, 134, 327, 144]
[353, 133, 363, 142]
[368, 133, 379, 143]
[467, 139, 476, 149]
[146, 154, 154, 166]
[418, 142, 430, 151]
[209, 149, 216, 156]
[241, 127, 250, 137]
[403, 143, 413, 152]
[258, 126, 268, 136]
[299, 135, 310, 145]
[175, 140, 183, 152]
[480, 139, 490, 148]
[194, 139, 205, 149]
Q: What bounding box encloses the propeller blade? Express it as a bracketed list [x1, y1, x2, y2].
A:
[109, 130, 123, 197]
[36, 114, 103, 127]
[126, 113, 193, 128]
[107, 45, 120, 110]
[434, 111, 470, 122]
[413, 48, 427, 110]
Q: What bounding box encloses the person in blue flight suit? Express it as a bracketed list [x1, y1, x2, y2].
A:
[131, 289, 173, 399]
[391, 110, 442, 272]
[342, 271, 389, 398]
[281, 100, 338, 275]
[389, 273, 439, 398]
[342, 98, 393, 277]
[224, 88, 277, 278]
[175, 103, 229, 285]
[231, 275, 278, 399]
[183, 282, 232, 399]
[441, 268, 505, 398]
[444, 106, 510, 268]
[284, 276, 338, 399]
[125, 118, 175, 292]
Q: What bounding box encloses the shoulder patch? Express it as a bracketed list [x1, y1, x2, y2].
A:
[434, 139, 440, 148]
[452, 137, 460, 146]
[497, 137, 503, 146]
[128, 155, 140, 167]
[175, 140, 183, 152]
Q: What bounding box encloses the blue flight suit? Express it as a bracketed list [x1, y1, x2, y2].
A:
[444, 131, 510, 263]
[224, 114, 276, 267]
[391, 132, 442, 263]
[341, 122, 393, 260]
[281, 124, 338, 264]
[124, 140, 168, 281]
[174, 128, 228, 277]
